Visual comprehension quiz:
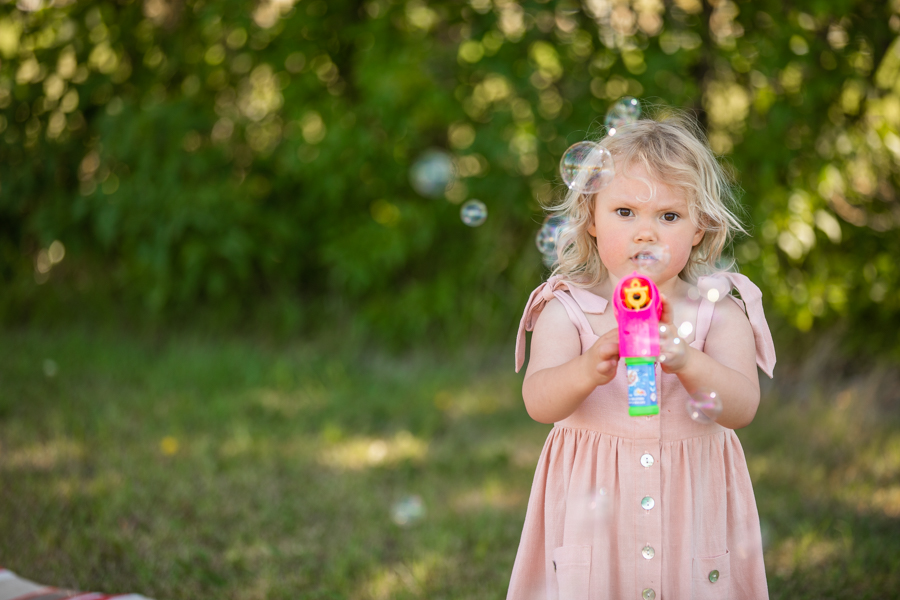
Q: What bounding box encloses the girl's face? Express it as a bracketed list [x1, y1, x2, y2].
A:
[587, 161, 704, 288]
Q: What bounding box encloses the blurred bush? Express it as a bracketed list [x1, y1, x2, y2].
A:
[0, 0, 898, 356]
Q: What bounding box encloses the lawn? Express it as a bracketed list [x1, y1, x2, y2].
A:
[1, 326, 898, 599]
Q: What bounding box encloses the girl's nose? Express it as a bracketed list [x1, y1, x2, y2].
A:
[633, 221, 658, 243]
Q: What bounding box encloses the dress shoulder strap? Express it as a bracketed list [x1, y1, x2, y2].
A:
[515, 276, 609, 372]
[695, 272, 777, 378]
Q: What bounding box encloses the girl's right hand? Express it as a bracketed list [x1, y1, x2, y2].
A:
[584, 327, 620, 386]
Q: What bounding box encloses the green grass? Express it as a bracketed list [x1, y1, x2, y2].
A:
[1, 326, 899, 599]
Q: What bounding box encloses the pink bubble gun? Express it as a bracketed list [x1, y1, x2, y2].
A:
[613, 272, 662, 416]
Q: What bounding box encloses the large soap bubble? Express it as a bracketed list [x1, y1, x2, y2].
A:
[460, 199, 487, 227]
[559, 142, 615, 194]
[605, 96, 641, 134]
[536, 215, 569, 266]
[410, 149, 456, 198]
[687, 389, 723, 424]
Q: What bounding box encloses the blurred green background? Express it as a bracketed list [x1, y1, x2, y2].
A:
[1, 0, 899, 598]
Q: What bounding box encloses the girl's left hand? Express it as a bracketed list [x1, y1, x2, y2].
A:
[658, 293, 688, 373]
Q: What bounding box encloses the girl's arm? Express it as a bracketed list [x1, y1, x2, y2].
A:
[522, 298, 620, 424]
[662, 297, 761, 429]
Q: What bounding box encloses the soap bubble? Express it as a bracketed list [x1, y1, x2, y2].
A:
[605, 96, 641, 135]
[460, 199, 487, 227]
[536, 215, 569, 265]
[42, 359, 58, 378]
[687, 286, 701, 301]
[559, 142, 615, 194]
[658, 324, 685, 365]
[677, 321, 694, 339]
[632, 243, 671, 279]
[391, 495, 425, 526]
[687, 389, 723, 424]
[410, 149, 456, 198]
[570, 486, 613, 532]
[698, 277, 731, 304]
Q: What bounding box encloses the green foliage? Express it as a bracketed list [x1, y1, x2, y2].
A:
[1, 0, 899, 353]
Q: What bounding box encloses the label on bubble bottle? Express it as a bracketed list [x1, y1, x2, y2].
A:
[626, 357, 659, 416]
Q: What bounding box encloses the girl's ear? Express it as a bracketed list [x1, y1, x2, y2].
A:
[588, 222, 597, 237]
[692, 228, 705, 247]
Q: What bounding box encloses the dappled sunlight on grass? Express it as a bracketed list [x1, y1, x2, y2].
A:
[357, 551, 442, 600]
[250, 384, 329, 418]
[0, 438, 84, 471]
[433, 379, 519, 418]
[451, 477, 527, 513]
[317, 430, 428, 471]
[768, 527, 851, 578]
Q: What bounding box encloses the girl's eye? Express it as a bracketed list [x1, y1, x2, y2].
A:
[662, 212, 680, 222]
[616, 208, 633, 217]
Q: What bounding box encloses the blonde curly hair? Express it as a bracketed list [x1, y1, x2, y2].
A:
[548, 109, 747, 286]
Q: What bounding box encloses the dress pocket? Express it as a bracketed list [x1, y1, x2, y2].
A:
[552, 545, 591, 600]
[692, 549, 731, 600]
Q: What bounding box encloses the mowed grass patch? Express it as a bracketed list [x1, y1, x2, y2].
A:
[0, 326, 548, 599]
[0, 326, 899, 598]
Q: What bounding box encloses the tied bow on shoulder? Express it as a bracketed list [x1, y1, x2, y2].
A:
[696, 272, 776, 378]
[515, 276, 608, 373]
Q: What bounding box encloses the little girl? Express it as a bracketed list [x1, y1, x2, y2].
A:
[508, 113, 776, 599]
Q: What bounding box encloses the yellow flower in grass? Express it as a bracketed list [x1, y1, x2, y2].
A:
[160, 436, 179, 456]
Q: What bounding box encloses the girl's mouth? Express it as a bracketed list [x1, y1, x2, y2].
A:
[632, 252, 658, 262]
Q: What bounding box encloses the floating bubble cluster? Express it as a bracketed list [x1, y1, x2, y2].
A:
[605, 96, 642, 135]
[391, 494, 425, 526]
[559, 142, 615, 194]
[409, 149, 456, 198]
[460, 199, 487, 227]
[536, 215, 569, 267]
[687, 389, 723, 424]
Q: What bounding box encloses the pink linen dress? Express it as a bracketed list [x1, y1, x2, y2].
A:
[508, 272, 776, 600]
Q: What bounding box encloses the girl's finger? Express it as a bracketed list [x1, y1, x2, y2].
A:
[659, 292, 673, 324]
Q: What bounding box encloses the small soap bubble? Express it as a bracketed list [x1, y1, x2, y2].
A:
[536, 215, 570, 264]
[632, 243, 671, 279]
[604, 97, 641, 133]
[687, 286, 701, 301]
[559, 142, 615, 194]
[658, 324, 685, 365]
[571, 486, 613, 531]
[42, 359, 58, 378]
[410, 149, 456, 198]
[460, 199, 487, 227]
[687, 389, 723, 424]
[677, 321, 693, 339]
[707, 288, 721, 302]
[391, 494, 425, 526]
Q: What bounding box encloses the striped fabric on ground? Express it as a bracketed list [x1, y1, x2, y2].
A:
[0, 569, 154, 600]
